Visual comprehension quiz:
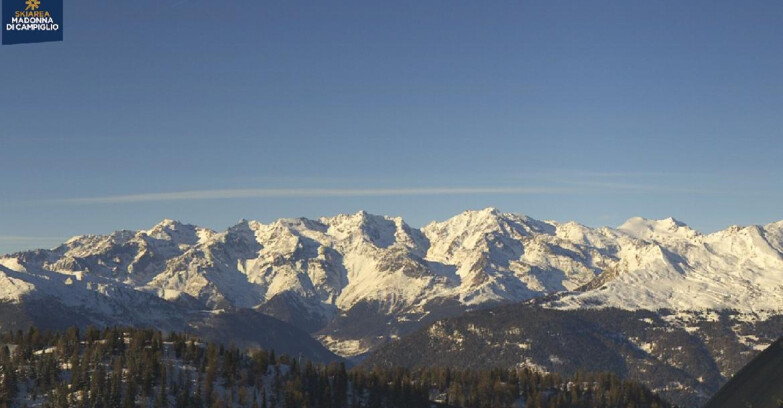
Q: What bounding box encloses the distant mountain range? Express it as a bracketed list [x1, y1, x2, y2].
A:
[2, 208, 783, 405]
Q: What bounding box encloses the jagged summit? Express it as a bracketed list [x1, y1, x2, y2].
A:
[425, 207, 552, 236]
[461, 206, 503, 219]
[143, 219, 207, 248]
[153, 218, 183, 227]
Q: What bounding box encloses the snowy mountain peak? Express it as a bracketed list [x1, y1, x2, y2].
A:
[477, 206, 500, 216]
[318, 211, 406, 247]
[432, 207, 512, 229]
[155, 218, 182, 227]
[320, 210, 373, 225]
[225, 218, 259, 239]
[143, 219, 206, 247]
[146, 218, 182, 232]
[617, 216, 699, 242]
[464, 206, 503, 218]
[429, 207, 556, 238]
[766, 220, 783, 230]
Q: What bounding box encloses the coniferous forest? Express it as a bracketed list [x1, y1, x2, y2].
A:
[0, 327, 672, 408]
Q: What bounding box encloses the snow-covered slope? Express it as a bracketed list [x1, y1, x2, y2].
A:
[549, 219, 783, 313]
[2, 208, 783, 357]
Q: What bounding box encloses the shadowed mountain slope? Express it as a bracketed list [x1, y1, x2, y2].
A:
[702, 338, 783, 408]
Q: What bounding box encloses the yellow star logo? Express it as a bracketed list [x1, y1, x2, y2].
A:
[25, 0, 41, 11]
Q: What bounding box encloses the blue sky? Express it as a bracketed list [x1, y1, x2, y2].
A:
[1, 1, 782, 253]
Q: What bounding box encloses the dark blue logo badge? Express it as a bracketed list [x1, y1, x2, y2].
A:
[3, 0, 63, 45]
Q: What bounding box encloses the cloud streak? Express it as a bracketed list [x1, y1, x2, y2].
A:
[0, 236, 66, 242]
[58, 187, 577, 204]
[553, 180, 712, 194]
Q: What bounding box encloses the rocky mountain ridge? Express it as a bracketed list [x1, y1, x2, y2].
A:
[2, 208, 782, 359]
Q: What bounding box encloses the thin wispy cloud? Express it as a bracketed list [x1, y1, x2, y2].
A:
[562, 171, 704, 179]
[513, 170, 695, 178]
[553, 180, 711, 194]
[57, 187, 578, 204]
[0, 236, 66, 242]
[513, 170, 707, 182]
[510, 171, 722, 195]
[51, 177, 738, 205]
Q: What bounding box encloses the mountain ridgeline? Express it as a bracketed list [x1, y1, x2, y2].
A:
[2, 209, 783, 406]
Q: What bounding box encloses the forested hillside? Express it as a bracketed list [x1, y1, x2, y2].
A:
[0, 326, 671, 408]
[364, 304, 783, 407]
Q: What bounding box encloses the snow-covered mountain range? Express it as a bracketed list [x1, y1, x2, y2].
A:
[2, 208, 782, 358]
